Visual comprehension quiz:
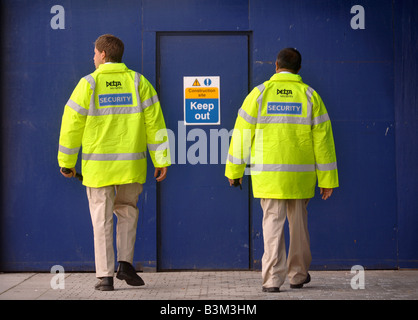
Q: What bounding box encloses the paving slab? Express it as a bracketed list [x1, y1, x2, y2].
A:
[0, 270, 417, 300]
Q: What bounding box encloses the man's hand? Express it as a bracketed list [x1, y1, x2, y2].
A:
[228, 177, 243, 187]
[320, 188, 333, 200]
[154, 167, 168, 182]
[60, 167, 76, 178]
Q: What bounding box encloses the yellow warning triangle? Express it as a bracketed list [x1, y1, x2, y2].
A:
[192, 79, 201, 86]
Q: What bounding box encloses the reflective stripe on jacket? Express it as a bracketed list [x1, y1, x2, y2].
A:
[225, 73, 338, 199]
[58, 63, 170, 187]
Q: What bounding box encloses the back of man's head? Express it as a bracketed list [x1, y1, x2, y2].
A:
[95, 34, 124, 63]
[276, 48, 302, 73]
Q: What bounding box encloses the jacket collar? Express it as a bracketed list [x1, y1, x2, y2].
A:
[269, 72, 302, 82]
[96, 63, 128, 73]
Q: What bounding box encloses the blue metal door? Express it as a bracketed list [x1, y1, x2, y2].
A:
[157, 33, 250, 270]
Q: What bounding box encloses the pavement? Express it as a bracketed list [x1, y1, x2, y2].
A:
[1, 270, 418, 300]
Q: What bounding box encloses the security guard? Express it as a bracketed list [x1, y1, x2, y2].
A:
[58, 34, 170, 291]
[225, 48, 338, 292]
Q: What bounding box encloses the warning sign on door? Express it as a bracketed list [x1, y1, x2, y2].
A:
[184, 76, 220, 125]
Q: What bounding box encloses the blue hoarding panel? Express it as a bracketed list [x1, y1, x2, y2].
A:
[0, 0, 154, 271]
[1, 0, 417, 271]
[394, 0, 418, 268]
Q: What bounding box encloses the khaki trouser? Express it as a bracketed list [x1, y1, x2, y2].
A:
[261, 198, 311, 288]
[86, 183, 143, 278]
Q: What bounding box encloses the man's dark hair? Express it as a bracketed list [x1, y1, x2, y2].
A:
[95, 34, 124, 63]
[276, 48, 302, 73]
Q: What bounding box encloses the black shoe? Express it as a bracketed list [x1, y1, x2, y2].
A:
[290, 273, 311, 289]
[116, 261, 145, 286]
[262, 286, 280, 293]
[95, 277, 114, 291]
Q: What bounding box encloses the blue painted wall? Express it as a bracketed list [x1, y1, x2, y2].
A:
[394, 0, 418, 268]
[1, 0, 416, 271]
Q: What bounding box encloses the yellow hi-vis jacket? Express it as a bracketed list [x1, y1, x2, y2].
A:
[58, 63, 170, 188]
[225, 73, 338, 199]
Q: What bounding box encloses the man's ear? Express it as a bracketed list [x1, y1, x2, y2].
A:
[101, 50, 106, 62]
[275, 61, 279, 72]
